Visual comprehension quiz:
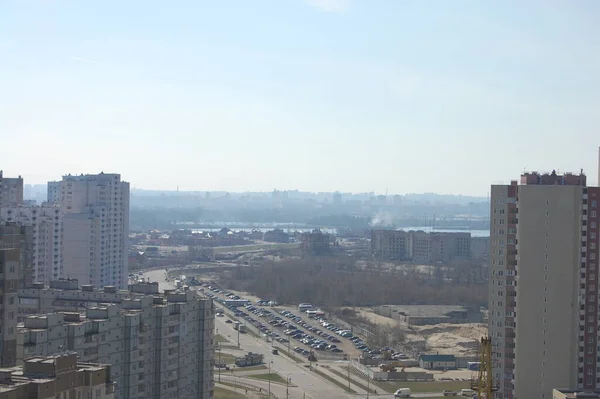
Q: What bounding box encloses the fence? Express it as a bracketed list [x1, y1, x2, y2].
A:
[350, 359, 433, 382]
[219, 375, 278, 398]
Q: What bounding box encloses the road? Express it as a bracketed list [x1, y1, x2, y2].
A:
[143, 268, 368, 399]
[142, 269, 446, 399]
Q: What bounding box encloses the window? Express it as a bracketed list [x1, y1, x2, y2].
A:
[593, 211, 597, 218]
[593, 200, 598, 208]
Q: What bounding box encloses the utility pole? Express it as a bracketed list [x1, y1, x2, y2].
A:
[217, 343, 222, 383]
[268, 360, 273, 397]
[286, 375, 290, 399]
[347, 363, 351, 392]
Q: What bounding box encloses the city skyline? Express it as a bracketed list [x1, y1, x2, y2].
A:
[2, 1, 600, 196]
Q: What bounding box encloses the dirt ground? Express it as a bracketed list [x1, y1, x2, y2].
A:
[356, 306, 486, 357]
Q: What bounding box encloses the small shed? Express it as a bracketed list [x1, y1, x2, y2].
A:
[418, 354, 457, 370]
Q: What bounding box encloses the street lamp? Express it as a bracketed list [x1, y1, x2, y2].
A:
[268, 360, 273, 397]
[286, 374, 291, 399]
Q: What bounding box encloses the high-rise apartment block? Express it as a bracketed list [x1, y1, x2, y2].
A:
[49, 173, 130, 289]
[370, 229, 471, 262]
[489, 170, 594, 399]
[0, 353, 115, 399]
[0, 171, 23, 208]
[17, 280, 215, 399]
[0, 205, 62, 283]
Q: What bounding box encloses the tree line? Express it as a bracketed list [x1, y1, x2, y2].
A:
[220, 256, 487, 308]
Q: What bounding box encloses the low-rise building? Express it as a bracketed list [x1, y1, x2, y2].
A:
[470, 236, 489, 260]
[301, 229, 332, 255]
[0, 353, 115, 399]
[370, 230, 409, 260]
[418, 354, 457, 370]
[370, 229, 471, 263]
[17, 280, 215, 399]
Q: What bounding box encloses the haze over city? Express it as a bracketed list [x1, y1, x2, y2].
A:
[3, 2, 600, 399]
[2, 0, 600, 195]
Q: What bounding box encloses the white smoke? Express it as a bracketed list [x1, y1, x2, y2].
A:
[370, 211, 394, 227]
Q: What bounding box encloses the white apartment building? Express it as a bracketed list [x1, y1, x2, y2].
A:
[53, 173, 130, 289]
[17, 281, 215, 399]
[0, 171, 23, 208]
[46, 181, 60, 204]
[0, 205, 63, 283]
[489, 171, 593, 399]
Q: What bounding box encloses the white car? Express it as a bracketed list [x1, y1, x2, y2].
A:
[394, 388, 411, 398]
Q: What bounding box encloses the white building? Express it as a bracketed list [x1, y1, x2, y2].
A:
[18, 281, 215, 399]
[0, 171, 24, 208]
[55, 173, 130, 289]
[0, 205, 63, 283]
[46, 181, 60, 204]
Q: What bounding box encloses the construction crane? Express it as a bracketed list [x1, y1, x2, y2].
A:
[470, 336, 499, 398]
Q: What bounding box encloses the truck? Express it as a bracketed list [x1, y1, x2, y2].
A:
[238, 325, 247, 333]
[234, 352, 264, 367]
[233, 321, 241, 330]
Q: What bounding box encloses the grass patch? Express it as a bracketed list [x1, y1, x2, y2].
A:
[215, 334, 230, 343]
[247, 373, 288, 385]
[327, 367, 375, 393]
[214, 386, 247, 399]
[375, 380, 470, 393]
[231, 365, 267, 372]
[312, 368, 356, 394]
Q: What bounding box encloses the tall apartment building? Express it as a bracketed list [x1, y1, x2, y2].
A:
[0, 171, 23, 208]
[17, 280, 215, 399]
[0, 353, 115, 399]
[0, 224, 33, 289]
[50, 173, 130, 289]
[46, 181, 61, 204]
[0, 248, 19, 367]
[489, 170, 592, 399]
[0, 205, 62, 283]
[370, 229, 471, 262]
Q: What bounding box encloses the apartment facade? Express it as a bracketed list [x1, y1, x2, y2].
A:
[0, 248, 19, 367]
[0, 172, 23, 208]
[0, 205, 63, 283]
[370, 229, 471, 263]
[370, 230, 409, 260]
[489, 171, 592, 399]
[0, 353, 115, 399]
[0, 224, 33, 289]
[52, 173, 130, 289]
[17, 281, 215, 399]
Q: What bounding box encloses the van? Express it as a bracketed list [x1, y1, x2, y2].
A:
[460, 389, 476, 397]
[394, 388, 411, 398]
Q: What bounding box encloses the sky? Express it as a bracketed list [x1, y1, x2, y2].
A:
[1, 0, 600, 196]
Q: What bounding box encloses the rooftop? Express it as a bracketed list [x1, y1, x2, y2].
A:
[419, 354, 457, 362]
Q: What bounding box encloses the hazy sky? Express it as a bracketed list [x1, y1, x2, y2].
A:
[1, 1, 599, 196]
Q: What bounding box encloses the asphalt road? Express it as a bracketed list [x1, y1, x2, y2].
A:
[142, 268, 450, 399]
